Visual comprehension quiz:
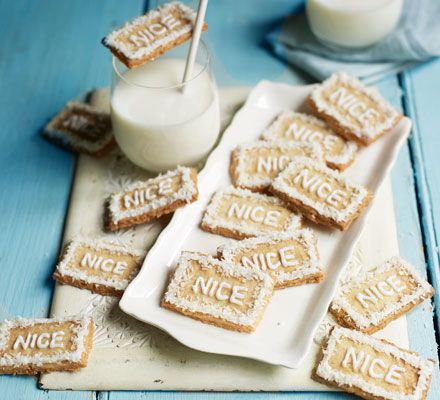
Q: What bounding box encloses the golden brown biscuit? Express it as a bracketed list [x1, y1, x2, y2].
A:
[313, 326, 435, 400]
[307, 72, 402, 146]
[217, 230, 324, 289]
[230, 140, 324, 192]
[53, 238, 145, 297]
[330, 257, 434, 333]
[161, 252, 274, 333]
[43, 102, 114, 157]
[105, 166, 198, 231]
[102, 2, 207, 68]
[261, 111, 357, 170]
[270, 157, 372, 230]
[0, 316, 94, 375]
[201, 186, 302, 239]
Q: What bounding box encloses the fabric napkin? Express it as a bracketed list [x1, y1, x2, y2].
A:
[266, 0, 440, 83]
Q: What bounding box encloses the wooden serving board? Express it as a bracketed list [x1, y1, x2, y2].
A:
[40, 87, 408, 391]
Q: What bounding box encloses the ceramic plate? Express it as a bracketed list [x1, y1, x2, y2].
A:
[120, 81, 411, 368]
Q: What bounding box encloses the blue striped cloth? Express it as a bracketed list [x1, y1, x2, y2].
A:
[266, 0, 440, 83]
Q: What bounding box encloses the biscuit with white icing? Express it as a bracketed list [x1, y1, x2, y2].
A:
[43, 101, 114, 157]
[313, 326, 435, 400]
[161, 252, 274, 332]
[330, 257, 434, 333]
[102, 2, 208, 68]
[261, 111, 357, 170]
[53, 238, 145, 297]
[270, 157, 372, 230]
[307, 72, 402, 146]
[105, 166, 198, 231]
[201, 186, 302, 240]
[0, 316, 93, 375]
[230, 140, 324, 192]
[217, 230, 323, 289]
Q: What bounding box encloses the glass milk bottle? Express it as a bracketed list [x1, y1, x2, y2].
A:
[306, 0, 403, 50]
[111, 40, 220, 172]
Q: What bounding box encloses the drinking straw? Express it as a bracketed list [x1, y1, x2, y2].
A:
[181, 0, 208, 93]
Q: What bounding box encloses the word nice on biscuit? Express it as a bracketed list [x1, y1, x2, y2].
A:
[307, 72, 402, 146]
[201, 186, 302, 239]
[314, 326, 435, 400]
[270, 157, 371, 230]
[261, 111, 357, 171]
[106, 166, 198, 231]
[330, 257, 434, 333]
[43, 102, 114, 157]
[161, 252, 274, 332]
[53, 238, 145, 297]
[218, 230, 323, 289]
[102, 2, 208, 68]
[0, 316, 93, 375]
[230, 140, 324, 192]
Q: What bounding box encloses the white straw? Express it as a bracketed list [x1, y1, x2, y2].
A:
[181, 0, 208, 93]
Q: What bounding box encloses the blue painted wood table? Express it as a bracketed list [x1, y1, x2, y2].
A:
[0, 0, 439, 399]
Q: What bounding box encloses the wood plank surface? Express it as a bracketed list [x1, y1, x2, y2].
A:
[401, 62, 440, 333]
[0, 0, 144, 398]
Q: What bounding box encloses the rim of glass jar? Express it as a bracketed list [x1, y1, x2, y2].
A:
[308, 0, 404, 13]
[112, 40, 211, 90]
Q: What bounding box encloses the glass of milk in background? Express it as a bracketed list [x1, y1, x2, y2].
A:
[306, 0, 403, 50]
[111, 40, 220, 172]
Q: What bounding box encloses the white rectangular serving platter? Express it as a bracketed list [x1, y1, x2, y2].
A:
[120, 80, 411, 369]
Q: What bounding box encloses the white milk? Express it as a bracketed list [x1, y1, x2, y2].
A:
[306, 0, 403, 49]
[111, 58, 220, 172]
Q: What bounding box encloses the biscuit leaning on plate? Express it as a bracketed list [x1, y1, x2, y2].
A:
[0, 316, 93, 375]
[217, 230, 324, 289]
[307, 72, 402, 146]
[261, 111, 357, 171]
[270, 157, 372, 230]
